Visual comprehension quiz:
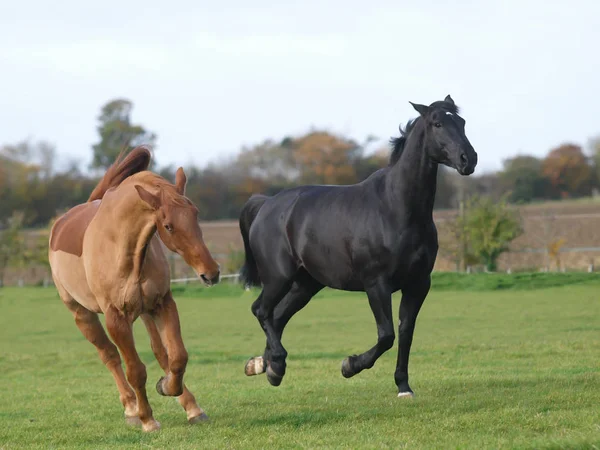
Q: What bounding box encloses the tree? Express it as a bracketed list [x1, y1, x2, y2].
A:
[91, 99, 156, 170]
[235, 138, 300, 189]
[501, 155, 549, 203]
[291, 131, 362, 185]
[0, 141, 55, 225]
[0, 212, 25, 287]
[542, 144, 592, 198]
[457, 195, 523, 272]
[588, 136, 600, 188]
[353, 145, 388, 182]
[435, 167, 459, 209]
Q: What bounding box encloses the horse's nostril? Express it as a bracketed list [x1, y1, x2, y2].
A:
[460, 153, 468, 165]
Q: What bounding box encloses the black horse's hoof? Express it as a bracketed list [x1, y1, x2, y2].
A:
[266, 365, 284, 386]
[245, 356, 266, 376]
[397, 391, 415, 399]
[341, 357, 357, 378]
[156, 377, 167, 396]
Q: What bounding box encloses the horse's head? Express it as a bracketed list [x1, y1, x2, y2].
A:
[409, 95, 478, 175]
[134, 168, 220, 286]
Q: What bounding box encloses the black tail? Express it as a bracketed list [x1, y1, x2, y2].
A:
[239, 194, 268, 288]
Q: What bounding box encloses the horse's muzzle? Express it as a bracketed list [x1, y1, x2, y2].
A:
[200, 270, 220, 286]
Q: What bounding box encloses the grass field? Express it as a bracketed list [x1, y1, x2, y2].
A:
[1, 277, 599, 449]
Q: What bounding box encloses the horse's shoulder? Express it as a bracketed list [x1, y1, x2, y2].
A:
[50, 200, 101, 257]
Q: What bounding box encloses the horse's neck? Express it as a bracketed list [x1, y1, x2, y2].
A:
[384, 129, 438, 221]
[105, 186, 157, 279]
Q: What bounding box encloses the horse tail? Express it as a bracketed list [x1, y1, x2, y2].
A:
[239, 194, 268, 288]
[87, 146, 152, 202]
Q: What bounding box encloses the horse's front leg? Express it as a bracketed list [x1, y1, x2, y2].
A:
[152, 292, 189, 399]
[105, 305, 160, 432]
[394, 276, 430, 398]
[341, 279, 395, 379]
[141, 311, 208, 424]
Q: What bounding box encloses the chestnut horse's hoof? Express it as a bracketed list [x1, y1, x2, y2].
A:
[156, 376, 167, 396]
[266, 365, 283, 386]
[188, 412, 210, 424]
[341, 356, 357, 378]
[142, 419, 161, 432]
[125, 415, 142, 427]
[245, 356, 266, 376]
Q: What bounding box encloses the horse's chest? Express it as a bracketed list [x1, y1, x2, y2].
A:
[389, 228, 438, 287]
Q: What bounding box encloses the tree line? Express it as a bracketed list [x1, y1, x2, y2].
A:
[2, 98, 600, 230]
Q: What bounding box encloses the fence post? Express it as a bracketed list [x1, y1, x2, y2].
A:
[459, 198, 467, 273]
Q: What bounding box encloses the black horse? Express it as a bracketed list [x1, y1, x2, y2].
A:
[239, 95, 477, 397]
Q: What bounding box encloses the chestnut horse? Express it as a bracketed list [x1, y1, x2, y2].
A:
[48, 147, 220, 432]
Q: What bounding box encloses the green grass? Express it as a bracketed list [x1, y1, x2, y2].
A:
[1, 280, 599, 449]
[429, 271, 600, 291]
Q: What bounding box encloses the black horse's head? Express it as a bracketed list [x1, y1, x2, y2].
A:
[409, 95, 478, 175]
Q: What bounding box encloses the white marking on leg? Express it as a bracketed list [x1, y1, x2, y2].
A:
[254, 356, 264, 374]
[397, 391, 415, 398]
[142, 419, 161, 432]
[124, 403, 138, 418]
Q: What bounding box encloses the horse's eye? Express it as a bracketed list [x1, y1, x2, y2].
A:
[164, 224, 173, 233]
[434, 122, 442, 128]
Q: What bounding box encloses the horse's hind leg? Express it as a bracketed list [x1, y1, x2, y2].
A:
[141, 312, 208, 424]
[62, 299, 139, 425]
[341, 280, 395, 379]
[248, 277, 295, 386]
[105, 305, 160, 432]
[245, 274, 323, 377]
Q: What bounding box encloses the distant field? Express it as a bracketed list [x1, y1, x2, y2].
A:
[1, 278, 599, 449]
[9, 196, 600, 285]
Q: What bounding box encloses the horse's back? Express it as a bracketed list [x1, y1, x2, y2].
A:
[248, 182, 382, 289]
[50, 200, 101, 257]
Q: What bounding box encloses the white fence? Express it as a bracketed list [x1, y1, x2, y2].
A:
[171, 273, 240, 284]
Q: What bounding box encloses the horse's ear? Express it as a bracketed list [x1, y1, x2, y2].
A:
[444, 95, 455, 105]
[135, 185, 161, 210]
[175, 167, 187, 195]
[409, 102, 429, 116]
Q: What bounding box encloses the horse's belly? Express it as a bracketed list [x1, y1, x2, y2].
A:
[49, 250, 101, 313]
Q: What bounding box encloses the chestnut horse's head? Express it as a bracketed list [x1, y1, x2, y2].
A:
[134, 168, 220, 286]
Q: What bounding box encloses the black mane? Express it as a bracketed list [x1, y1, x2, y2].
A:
[389, 118, 418, 166]
[388, 101, 460, 166]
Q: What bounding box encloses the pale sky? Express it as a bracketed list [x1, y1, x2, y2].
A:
[1, 0, 599, 174]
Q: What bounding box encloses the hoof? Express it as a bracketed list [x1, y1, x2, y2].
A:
[245, 356, 266, 376]
[125, 415, 142, 427]
[341, 357, 357, 378]
[188, 412, 210, 424]
[266, 365, 283, 387]
[142, 420, 161, 433]
[397, 391, 415, 399]
[156, 377, 167, 396]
